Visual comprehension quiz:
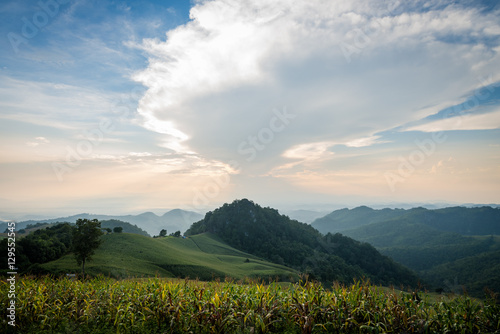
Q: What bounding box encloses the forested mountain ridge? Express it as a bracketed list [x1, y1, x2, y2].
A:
[310, 206, 500, 297]
[186, 199, 420, 287]
[312, 206, 500, 236]
[312, 206, 407, 234]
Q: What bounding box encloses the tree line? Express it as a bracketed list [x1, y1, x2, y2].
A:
[1, 219, 104, 276]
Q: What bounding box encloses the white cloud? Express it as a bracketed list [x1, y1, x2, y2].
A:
[35, 137, 50, 143]
[128, 152, 152, 157]
[2, 0, 500, 213]
[283, 141, 335, 161]
[281, 135, 383, 161]
[26, 136, 50, 147]
[8, 0, 493, 210]
[345, 136, 384, 148]
[405, 109, 500, 132]
[133, 0, 500, 173]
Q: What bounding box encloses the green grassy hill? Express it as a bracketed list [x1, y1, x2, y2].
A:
[41, 232, 298, 281]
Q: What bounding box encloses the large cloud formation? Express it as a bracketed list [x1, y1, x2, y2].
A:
[131, 0, 500, 204]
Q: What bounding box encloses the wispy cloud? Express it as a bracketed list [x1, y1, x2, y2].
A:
[405, 109, 500, 132]
[26, 136, 50, 147]
[0, 76, 119, 131]
[345, 136, 386, 148]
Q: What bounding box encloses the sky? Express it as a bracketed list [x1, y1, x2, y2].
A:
[0, 0, 499, 218]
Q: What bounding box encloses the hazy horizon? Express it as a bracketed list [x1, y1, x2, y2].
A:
[1, 0, 499, 218]
[2, 198, 499, 223]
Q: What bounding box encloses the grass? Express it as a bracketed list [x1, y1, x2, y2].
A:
[41, 233, 298, 281]
[1, 276, 499, 333]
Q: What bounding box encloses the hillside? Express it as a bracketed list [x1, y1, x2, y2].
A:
[342, 219, 472, 249]
[420, 249, 500, 296]
[100, 219, 150, 236]
[405, 206, 500, 235]
[185, 199, 420, 287]
[312, 206, 500, 236]
[40, 232, 298, 281]
[311, 206, 500, 297]
[312, 206, 407, 234]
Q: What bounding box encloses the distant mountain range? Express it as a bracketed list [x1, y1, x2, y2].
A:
[1, 209, 203, 236]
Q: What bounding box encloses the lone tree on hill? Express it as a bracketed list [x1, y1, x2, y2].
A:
[73, 219, 103, 276]
[159, 229, 167, 237]
[113, 226, 123, 233]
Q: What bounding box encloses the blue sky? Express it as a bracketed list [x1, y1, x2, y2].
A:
[0, 0, 499, 218]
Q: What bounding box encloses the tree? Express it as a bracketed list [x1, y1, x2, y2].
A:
[72, 219, 103, 276]
[170, 230, 181, 237]
[113, 226, 123, 233]
[159, 229, 167, 237]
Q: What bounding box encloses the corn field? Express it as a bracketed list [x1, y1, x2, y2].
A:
[1, 275, 499, 333]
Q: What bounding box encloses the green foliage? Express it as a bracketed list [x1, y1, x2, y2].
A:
[343, 219, 470, 248]
[2, 276, 498, 333]
[1, 220, 146, 275]
[72, 219, 103, 276]
[410, 206, 500, 235]
[314, 206, 500, 298]
[159, 228, 167, 237]
[113, 226, 123, 233]
[379, 235, 499, 270]
[0, 223, 74, 274]
[186, 199, 419, 287]
[170, 230, 181, 237]
[420, 250, 500, 297]
[341, 221, 500, 297]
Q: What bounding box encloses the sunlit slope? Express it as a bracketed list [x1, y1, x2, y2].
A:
[42, 233, 298, 280]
